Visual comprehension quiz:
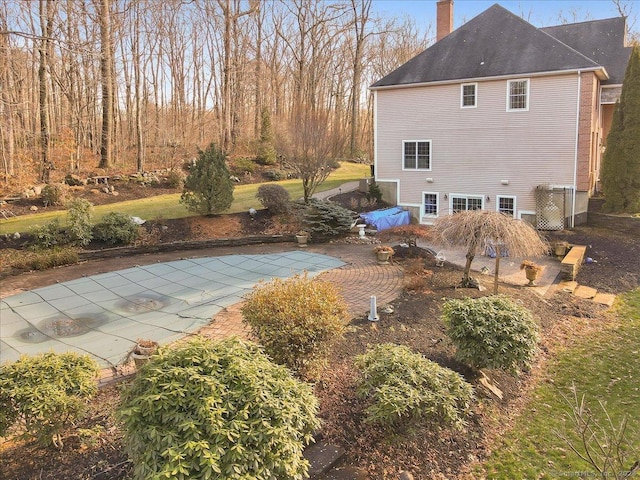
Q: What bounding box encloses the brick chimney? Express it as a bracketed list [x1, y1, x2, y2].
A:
[436, 0, 453, 42]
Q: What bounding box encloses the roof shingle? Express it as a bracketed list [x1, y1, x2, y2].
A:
[371, 4, 627, 88]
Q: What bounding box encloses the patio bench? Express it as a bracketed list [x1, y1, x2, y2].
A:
[560, 245, 587, 281]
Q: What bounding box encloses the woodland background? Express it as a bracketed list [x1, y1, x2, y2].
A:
[0, 0, 636, 192]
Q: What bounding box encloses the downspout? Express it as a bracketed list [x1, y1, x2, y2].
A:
[373, 90, 377, 184]
[571, 71, 581, 228]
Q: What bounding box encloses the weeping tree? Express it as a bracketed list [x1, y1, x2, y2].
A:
[431, 210, 548, 294]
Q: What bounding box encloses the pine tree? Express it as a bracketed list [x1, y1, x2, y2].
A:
[180, 143, 234, 215]
[601, 45, 640, 213]
[256, 107, 277, 165]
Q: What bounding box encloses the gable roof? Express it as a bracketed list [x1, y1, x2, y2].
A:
[541, 17, 631, 85]
[371, 4, 610, 88]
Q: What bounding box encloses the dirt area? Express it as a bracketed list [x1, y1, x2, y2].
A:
[1, 190, 638, 479]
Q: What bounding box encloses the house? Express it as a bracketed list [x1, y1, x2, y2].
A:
[370, 0, 632, 229]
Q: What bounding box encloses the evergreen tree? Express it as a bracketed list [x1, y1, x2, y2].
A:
[601, 45, 640, 213]
[256, 107, 277, 165]
[180, 143, 234, 215]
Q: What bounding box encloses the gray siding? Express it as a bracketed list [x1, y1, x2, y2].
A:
[375, 74, 580, 222]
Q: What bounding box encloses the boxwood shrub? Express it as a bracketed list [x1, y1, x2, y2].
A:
[118, 337, 320, 480]
[442, 295, 539, 374]
[354, 343, 474, 430]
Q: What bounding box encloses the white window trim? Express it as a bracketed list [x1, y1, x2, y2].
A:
[449, 193, 484, 213]
[460, 82, 478, 108]
[506, 78, 530, 112]
[402, 140, 432, 171]
[496, 195, 517, 218]
[517, 210, 535, 221]
[422, 191, 439, 218]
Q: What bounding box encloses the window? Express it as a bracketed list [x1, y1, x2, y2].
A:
[403, 141, 431, 170]
[507, 79, 529, 111]
[451, 195, 483, 213]
[461, 83, 477, 108]
[497, 196, 516, 217]
[423, 193, 438, 216]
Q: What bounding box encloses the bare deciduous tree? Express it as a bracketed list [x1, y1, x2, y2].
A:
[281, 108, 345, 203]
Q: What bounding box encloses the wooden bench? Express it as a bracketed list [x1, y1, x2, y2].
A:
[560, 245, 587, 281]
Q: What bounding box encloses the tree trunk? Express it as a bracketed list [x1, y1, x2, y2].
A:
[98, 0, 114, 169]
[38, 0, 53, 182]
[0, 14, 15, 178]
[133, 0, 144, 172]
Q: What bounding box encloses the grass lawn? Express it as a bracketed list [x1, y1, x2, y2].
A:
[0, 162, 370, 235]
[480, 288, 640, 479]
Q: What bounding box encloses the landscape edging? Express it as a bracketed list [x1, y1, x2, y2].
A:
[78, 235, 292, 261]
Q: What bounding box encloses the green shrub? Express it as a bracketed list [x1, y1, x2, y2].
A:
[367, 183, 383, 203]
[256, 184, 290, 214]
[118, 337, 319, 480]
[242, 274, 348, 379]
[264, 169, 286, 181]
[229, 156, 256, 176]
[66, 198, 93, 246]
[180, 142, 234, 215]
[29, 219, 64, 249]
[165, 169, 185, 188]
[41, 183, 69, 206]
[0, 352, 98, 446]
[297, 199, 355, 239]
[354, 344, 474, 430]
[93, 212, 140, 245]
[442, 295, 539, 374]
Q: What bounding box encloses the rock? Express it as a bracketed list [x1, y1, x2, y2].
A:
[13, 232, 20, 240]
[64, 174, 84, 186]
[33, 185, 43, 195]
[102, 186, 110, 194]
[90, 189, 100, 195]
[22, 190, 32, 199]
[111, 191, 119, 197]
[29, 205, 38, 212]
[109, 185, 115, 192]
[399, 472, 414, 480]
[161, 225, 169, 232]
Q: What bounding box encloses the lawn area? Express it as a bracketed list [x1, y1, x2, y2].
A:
[480, 288, 640, 479]
[0, 162, 370, 235]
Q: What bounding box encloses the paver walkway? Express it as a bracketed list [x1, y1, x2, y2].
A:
[198, 243, 405, 342]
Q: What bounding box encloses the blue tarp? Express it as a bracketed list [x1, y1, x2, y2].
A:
[359, 206, 402, 224]
[359, 207, 410, 231]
